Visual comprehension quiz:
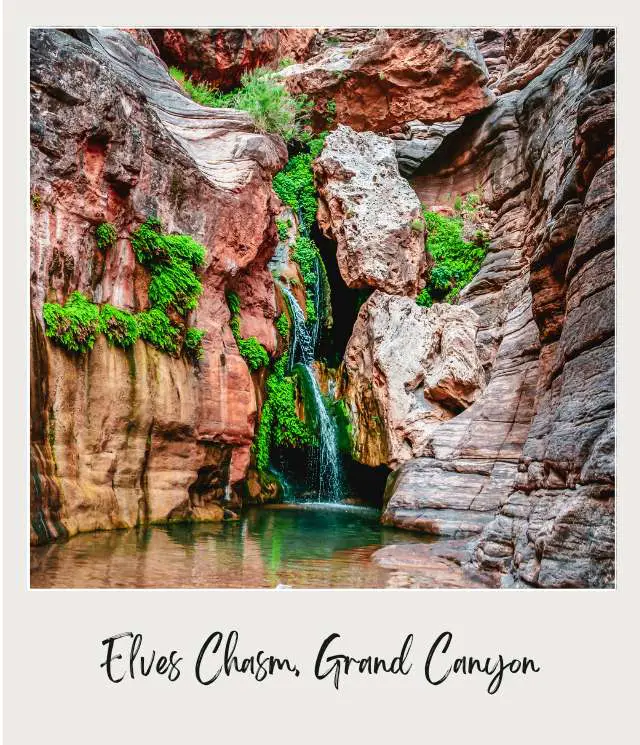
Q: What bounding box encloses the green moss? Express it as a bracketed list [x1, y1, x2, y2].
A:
[331, 398, 353, 454]
[226, 291, 269, 371]
[254, 354, 311, 471]
[136, 307, 180, 355]
[95, 222, 117, 250]
[43, 291, 101, 353]
[410, 218, 425, 232]
[31, 192, 42, 211]
[99, 304, 139, 348]
[183, 327, 206, 362]
[418, 205, 489, 306]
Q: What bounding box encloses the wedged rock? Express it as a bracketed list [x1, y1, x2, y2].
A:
[278, 28, 494, 132]
[149, 28, 317, 90]
[30, 28, 287, 543]
[314, 126, 426, 295]
[393, 118, 465, 178]
[342, 292, 485, 467]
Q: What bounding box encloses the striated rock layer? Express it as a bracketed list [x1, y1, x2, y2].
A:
[314, 126, 426, 295]
[378, 30, 614, 587]
[343, 293, 485, 467]
[278, 28, 495, 132]
[30, 28, 286, 543]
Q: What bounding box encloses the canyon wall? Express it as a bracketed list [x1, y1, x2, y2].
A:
[378, 30, 614, 587]
[30, 28, 285, 543]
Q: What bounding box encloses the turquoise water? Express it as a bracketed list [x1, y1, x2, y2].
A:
[30, 504, 440, 589]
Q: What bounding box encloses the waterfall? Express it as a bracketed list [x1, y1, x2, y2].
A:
[279, 282, 343, 503]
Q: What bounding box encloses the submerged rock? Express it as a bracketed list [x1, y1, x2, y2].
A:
[343, 292, 485, 467]
[314, 126, 426, 295]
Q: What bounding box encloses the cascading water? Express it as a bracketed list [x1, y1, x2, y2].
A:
[278, 280, 343, 503]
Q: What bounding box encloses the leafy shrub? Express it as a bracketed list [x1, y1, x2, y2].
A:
[99, 305, 139, 348]
[237, 336, 270, 371]
[132, 218, 205, 315]
[254, 354, 311, 471]
[291, 236, 319, 286]
[276, 218, 291, 241]
[136, 308, 181, 355]
[95, 222, 117, 250]
[226, 291, 269, 371]
[272, 152, 318, 227]
[43, 291, 101, 353]
[183, 327, 206, 362]
[417, 207, 489, 307]
[275, 313, 290, 339]
[170, 66, 309, 142]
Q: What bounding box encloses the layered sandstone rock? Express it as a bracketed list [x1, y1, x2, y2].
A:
[149, 28, 317, 90]
[342, 293, 485, 467]
[314, 126, 426, 295]
[278, 28, 495, 132]
[30, 28, 286, 543]
[381, 30, 614, 586]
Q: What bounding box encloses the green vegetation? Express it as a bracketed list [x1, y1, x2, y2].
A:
[226, 291, 270, 372]
[276, 218, 291, 241]
[275, 313, 290, 339]
[416, 197, 489, 308]
[99, 305, 139, 348]
[31, 192, 42, 211]
[410, 218, 425, 232]
[331, 398, 353, 454]
[43, 292, 101, 353]
[272, 133, 326, 227]
[95, 222, 117, 250]
[254, 354, 312, 471]
[45, 218, 207, 362]
[136, 308, 180, 355]
[277, 57, 295, 70]
[169, 66, 310, 142]
[183, 327, 206, 362]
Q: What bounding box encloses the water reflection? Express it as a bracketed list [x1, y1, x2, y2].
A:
[31, 504, 441, 589]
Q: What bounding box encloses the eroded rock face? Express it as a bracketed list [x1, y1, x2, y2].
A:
[149, 28, 317, 90]
[314, 126, 426, 295]
[342, 293, 485, 467]
[278, 29, 495, 132]
[381, 30, 615, 587]
[30, 29, 286, 543]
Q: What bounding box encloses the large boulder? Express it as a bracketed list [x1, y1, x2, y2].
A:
[314, 125, 426, 295]
[30, 28, 287, 543]
[278, 28, 494, 132]
[342, 292, 486, 467]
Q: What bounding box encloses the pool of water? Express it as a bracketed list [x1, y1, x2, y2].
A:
[30, 504, 443, 589]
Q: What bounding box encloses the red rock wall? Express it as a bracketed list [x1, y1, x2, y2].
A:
[30, 29, 286, 543]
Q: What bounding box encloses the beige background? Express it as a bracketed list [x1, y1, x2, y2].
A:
[4, 1, 635, 742]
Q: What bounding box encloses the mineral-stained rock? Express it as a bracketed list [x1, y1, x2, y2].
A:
[278, 28, 495, 132]
[30, 28, 287, 543]
[314, 126, 426, 295]
[149, 28, 317, 90]
[380, 30, 615, 587]
[343, 292, 485, 467]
